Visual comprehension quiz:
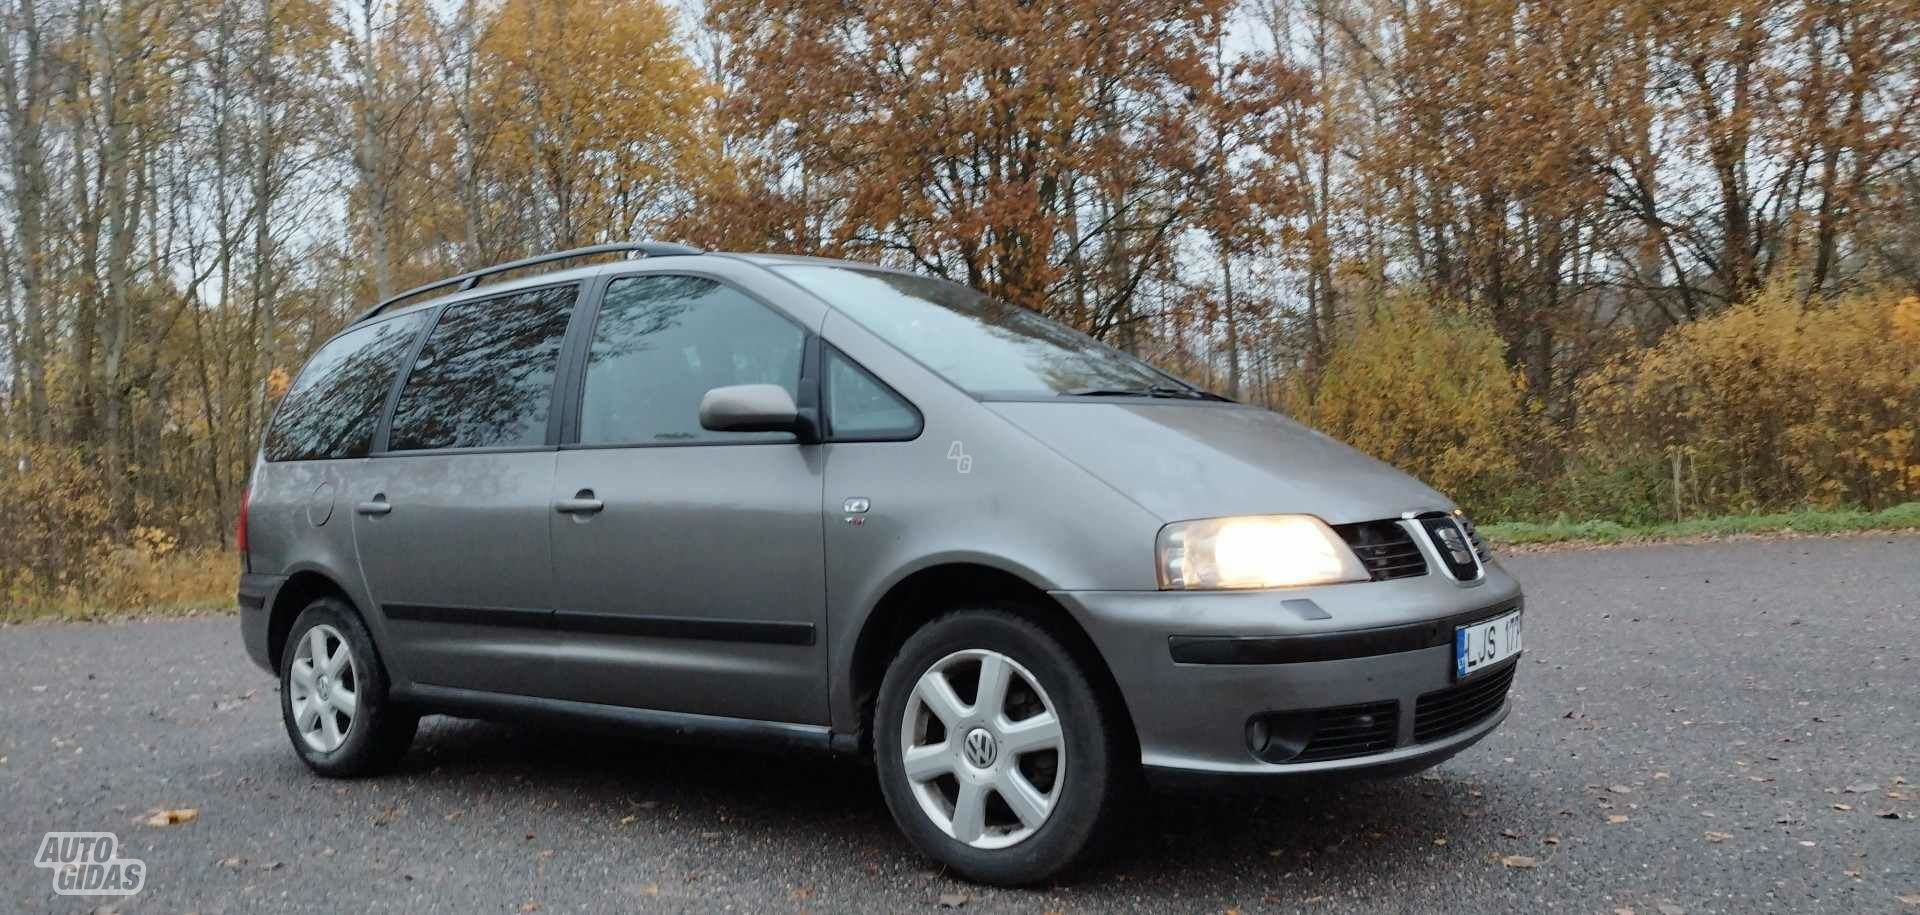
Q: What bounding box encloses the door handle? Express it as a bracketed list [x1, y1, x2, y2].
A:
[355, 495, 391, 516]
[555, 490, 604, 515]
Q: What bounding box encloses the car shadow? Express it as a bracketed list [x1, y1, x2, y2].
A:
[389, 714, 1492, 899]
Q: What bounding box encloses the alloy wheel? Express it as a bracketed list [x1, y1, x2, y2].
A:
[288, 624, 359, 753]
[900, 649, 1065, 849]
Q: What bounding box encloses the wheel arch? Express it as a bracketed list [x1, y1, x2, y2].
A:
[845, 561, 1138, 761]
[266, 568, 357, 675]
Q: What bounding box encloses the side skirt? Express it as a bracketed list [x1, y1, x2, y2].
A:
[395, 683, 846, 754]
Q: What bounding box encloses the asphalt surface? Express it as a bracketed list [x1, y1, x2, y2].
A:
[4, 535, 1917, 913]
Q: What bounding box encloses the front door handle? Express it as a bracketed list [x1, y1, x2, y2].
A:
[555, 490, 604, 515]
[355, 495, 391, 516]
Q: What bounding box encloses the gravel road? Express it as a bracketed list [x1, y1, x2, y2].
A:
[4, 534, 1916, 913]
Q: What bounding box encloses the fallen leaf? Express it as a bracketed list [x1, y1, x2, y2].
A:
[1500, 828, 1524, 839]
[519, 903, 541, 913]
[1608, 785, 1634, 795]
[1704, 831, 1732, 843]
[219, 856, 245, 868]
[1543, 836, 1562, 846]
[1657, 905, 1685, 915]
[145, 808, 198, 827]
[1614, 908, 1636, 915]
[1799, 840, 1818, 847]
[937, 892, 972, 908]
[1844, 783, 1878, 794]
[258, 861, 283, 871]
[1844, 868, 1863, 878]
[1500, 855, 1538, 869]
[1833, 803, 1853, 811]
[1432, 837, 1449, 846]
[619, 815, 637, 825]
[1607, 815, 1630, 824]
[1898, 895, 1920, 908]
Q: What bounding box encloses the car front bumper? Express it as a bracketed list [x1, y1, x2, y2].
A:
[1052, 566, 1523, 782]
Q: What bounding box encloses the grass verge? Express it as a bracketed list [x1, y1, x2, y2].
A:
[1482, 502, 1920, 548]
[3, 547, 239, 623]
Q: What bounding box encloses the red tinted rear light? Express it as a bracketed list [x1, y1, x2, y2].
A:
[235, 487, 251, 554]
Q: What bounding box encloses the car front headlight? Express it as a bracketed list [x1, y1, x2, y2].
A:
[1156, 514, 1369, 590]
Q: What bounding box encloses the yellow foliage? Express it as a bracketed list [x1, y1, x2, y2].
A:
[0, 442, 234, 618]
[1577, 286, 1920, 512]
[265, 366, 293, 403]
[478, 0, 718, 241]
[1282, 297, 1547, 513]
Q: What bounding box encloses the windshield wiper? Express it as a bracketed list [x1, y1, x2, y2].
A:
[1067, 384, 1228, 401]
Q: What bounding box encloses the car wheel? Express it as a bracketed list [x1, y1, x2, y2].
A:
[279, 597, 417, 777]
[873, 607, 1129, 885]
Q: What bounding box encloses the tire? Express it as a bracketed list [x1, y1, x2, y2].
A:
[873, 606, 1130, 885]
[278, 597, 417, 777]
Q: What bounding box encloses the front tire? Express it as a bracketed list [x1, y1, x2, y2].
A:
[279, 597, 417, 777]
[873, 607, 1129, 885]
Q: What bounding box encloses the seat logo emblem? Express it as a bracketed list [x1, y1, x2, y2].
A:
[962, 728, 997, 768]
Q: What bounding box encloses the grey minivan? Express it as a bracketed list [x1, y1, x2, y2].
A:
[238, 241, 1522, 885]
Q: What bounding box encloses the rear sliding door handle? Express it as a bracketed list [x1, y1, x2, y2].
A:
[355, 496, 391, 516]
[554, 490, 604, 515]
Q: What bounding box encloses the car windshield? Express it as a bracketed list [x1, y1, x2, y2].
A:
[775, 264, 1201, 399]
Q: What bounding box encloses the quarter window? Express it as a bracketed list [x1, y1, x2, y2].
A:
[825, 348, 920, 440]
[388, 285, 577, 451]
[264, 311, 429, 462]
[579, 275, 805, 445]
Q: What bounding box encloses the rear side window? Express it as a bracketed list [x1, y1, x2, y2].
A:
[264, 312, 429, 462]
[388, 285, 577, 451]
[578, 275, 805, 445]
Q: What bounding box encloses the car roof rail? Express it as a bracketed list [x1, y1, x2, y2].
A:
[351, 240, 703, 325]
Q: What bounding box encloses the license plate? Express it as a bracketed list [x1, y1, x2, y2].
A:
[1456, 610, 1522, 679]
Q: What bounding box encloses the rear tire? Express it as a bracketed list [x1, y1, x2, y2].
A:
[279, 597, 416, 777]
[873, 607, 1129, 885]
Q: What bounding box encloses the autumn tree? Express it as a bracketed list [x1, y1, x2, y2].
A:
[701, 0, 1313, 351]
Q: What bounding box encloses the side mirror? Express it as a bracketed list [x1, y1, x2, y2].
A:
[698, 384, 814, 439]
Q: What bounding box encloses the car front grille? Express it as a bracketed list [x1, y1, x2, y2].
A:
[1334, 520, 1429, 581]
[1413, 662, 1516, 743]
[1294, 700, 1401, 762]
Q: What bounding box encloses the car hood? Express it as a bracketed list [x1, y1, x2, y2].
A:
[986, 401, 1452, 525]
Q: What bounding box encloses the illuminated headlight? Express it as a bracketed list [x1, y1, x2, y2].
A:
[1156, 515, 1369, 590]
